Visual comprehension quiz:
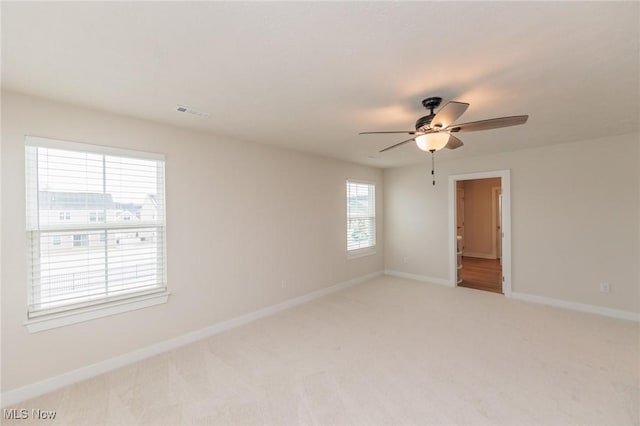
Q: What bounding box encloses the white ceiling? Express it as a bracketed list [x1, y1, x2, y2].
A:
[2, 2, 639, 168]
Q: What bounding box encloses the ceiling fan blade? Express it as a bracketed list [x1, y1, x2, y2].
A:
[444, 134, 464, 149]
[359, 130, 417, 135]
[379, 137, 416, 152]
[448, 115, 529, 133]
[431, 101, 469, 129]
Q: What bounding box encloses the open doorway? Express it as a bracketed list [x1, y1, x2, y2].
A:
[449, 170, 511, 296]
[456, 178, 501, 293]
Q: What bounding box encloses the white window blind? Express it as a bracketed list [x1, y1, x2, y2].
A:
[25, 137, 166, 318]
[346, 180, 376, 252]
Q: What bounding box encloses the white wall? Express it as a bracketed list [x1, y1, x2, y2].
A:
[384, 133, 640, 314]
[0, 91, 384, 393]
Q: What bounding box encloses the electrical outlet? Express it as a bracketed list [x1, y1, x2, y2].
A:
[281, 280, 286, 289]
[599, 282, 611, 294]
[403, 257, 409, 264]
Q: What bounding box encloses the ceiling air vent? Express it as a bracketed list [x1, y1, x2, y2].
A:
[175, 104, 210, 118]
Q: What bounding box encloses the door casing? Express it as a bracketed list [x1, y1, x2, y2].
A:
[492, 186, 502, 261]
[448, 170, 512, 296]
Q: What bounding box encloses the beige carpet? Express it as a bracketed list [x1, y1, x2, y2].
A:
[5, 275, 639, 425]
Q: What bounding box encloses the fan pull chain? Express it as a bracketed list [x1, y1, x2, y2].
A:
[431, 150, 436, 186]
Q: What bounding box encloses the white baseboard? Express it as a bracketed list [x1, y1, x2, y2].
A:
[510, 292, 639, 322]
[1, 270, 383, 408]
[382, 272, 638, 322]
[384, 269, 453, 287]
[462, 252, 496, 260]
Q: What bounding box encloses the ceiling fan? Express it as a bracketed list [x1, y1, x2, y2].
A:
[359, 96, 528, 184]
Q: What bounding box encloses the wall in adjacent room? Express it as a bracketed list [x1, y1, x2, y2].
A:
[384, 133, 640, 314]
[0, 91, 384, 393]
[462, 177, 501, 258]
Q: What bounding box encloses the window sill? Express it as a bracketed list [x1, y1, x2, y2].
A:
[24, 291, 170, 333]
[347, 248, 377, 260]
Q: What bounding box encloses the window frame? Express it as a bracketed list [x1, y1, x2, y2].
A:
[24, 136, 169, 332]
[346, 179, 377, 259]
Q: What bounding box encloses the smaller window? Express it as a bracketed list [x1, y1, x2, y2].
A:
[346, 180, 376, 254]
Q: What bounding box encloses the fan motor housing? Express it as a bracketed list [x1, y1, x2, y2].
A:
[415, 97, 442, 131]
[415, 114, 434, 131]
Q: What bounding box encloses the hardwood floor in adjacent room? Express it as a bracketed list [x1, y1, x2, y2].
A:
[460, 256, 502, 294]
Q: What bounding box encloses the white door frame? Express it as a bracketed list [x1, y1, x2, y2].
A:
[491, 186, 502, 260]
[448, 170, 512, 297]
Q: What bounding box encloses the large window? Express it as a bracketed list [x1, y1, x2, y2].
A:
[25, 136, 167, 322]
[346, 180, 376, 253]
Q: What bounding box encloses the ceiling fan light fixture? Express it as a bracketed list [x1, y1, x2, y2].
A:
[415, 133, 450, 152]
[359, 96, 528, 158]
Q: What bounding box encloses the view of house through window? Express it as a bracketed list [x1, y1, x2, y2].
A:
[346, 180, 376, 252]
[25, 137, 166, 317]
